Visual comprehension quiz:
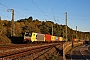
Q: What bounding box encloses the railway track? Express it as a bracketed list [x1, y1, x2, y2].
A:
[0, 43, 63, 60]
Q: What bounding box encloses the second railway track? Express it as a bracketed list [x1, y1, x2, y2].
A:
[0, 43, 64, 60]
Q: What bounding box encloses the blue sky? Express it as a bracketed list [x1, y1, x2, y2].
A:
[0, 0, 90, 32]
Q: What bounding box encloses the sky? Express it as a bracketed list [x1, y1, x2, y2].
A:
[0, 0, 90, 32]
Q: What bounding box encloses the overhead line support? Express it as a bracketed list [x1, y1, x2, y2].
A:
[65, 12, 68, 41]
[7, 9, 15, 36]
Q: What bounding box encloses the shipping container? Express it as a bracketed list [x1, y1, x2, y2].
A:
[31, 32, 37, 42]
[45, 34, 51, 42]
[72, 38, 78, 41]
[56, 36, 58, 41]
[60, 37, 63, 41]
[58, 37, 63, 41]
[37, 33, 45, 41]
[51, 36, 56, 41]
[58, 37, 60, 41]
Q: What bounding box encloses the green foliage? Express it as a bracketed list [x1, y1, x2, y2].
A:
[1, 16, 90, 43]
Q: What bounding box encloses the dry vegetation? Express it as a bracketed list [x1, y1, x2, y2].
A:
[0, 34, 11, 44]
[0, 16, 90, 44]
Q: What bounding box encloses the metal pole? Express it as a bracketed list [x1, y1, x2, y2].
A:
[72, 33, 74, 47]
[63, 30, 64, 40]
[12, 9, 15, 36]
[63, 43, 66, 60]
[0, 17, 2, 35]
[7, 9, 15, 36]
[52, 24, 53, 36]
[85, 34, 86, 41]
[76, 26, 77, 40]
[65, 12, 68, 41]
[0, 17, 1, 21]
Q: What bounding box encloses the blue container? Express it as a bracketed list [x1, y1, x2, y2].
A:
[56, 36, 58, 41]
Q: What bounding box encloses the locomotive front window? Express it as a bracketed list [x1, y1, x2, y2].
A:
[25, 33, 32, 37]
[25, 34, 29, 36]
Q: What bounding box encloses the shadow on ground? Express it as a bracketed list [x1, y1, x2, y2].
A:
[65, 54, 90, 59]
[53, 46, 63, 56]
[9, 36, 24, 44]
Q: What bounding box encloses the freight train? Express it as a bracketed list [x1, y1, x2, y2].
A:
[24, 32, 63, 43]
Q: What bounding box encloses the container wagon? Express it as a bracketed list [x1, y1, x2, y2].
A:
[45, 34, 51, 42]
[37, 33, 45, 43]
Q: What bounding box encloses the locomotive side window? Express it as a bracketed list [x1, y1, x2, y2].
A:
[25, 34, 29, 36]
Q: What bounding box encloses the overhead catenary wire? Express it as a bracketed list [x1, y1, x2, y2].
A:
[0, 2, 26, 18]
[10, 0, 50, 19]
[10, 1, 29, 17]
[48, 0, 55, 36]
[9, 0, 53, 21]
[0, 3, 9, 9]
[0, 14, 11, 19]
[31, 0, 51, 20]
[1, 1, 88, 21]
[49, 0, 56, 21]
[59, 0, 71, 9]
[0, 0, 90, 22]
[15, 11, 26, 17]
[40, 0, 49, 12]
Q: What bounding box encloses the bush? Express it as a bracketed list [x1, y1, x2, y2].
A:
[0, 35, 11, 44]
[47, 53, 60, 60]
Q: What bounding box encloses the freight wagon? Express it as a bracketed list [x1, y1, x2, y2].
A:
[45, 34, 51, 42]
[37, 33, 45, 42]
[24, 32, 64, 43]
[51, 36, 56, 42]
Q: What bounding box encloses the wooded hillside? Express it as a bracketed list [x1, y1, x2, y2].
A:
[0, 16, 90, 44]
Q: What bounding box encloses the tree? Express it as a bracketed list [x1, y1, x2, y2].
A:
[39, 25, 50, 34]
[15, 22, 22, 36]
[0, 17, 3, 35]
[28, 16, 33, 22]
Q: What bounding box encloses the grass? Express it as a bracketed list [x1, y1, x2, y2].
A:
[46, 53, 60, 60]
[66, 44, 82, 55]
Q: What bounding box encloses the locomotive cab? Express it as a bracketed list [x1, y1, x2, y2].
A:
[24, 32, 32, 43]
